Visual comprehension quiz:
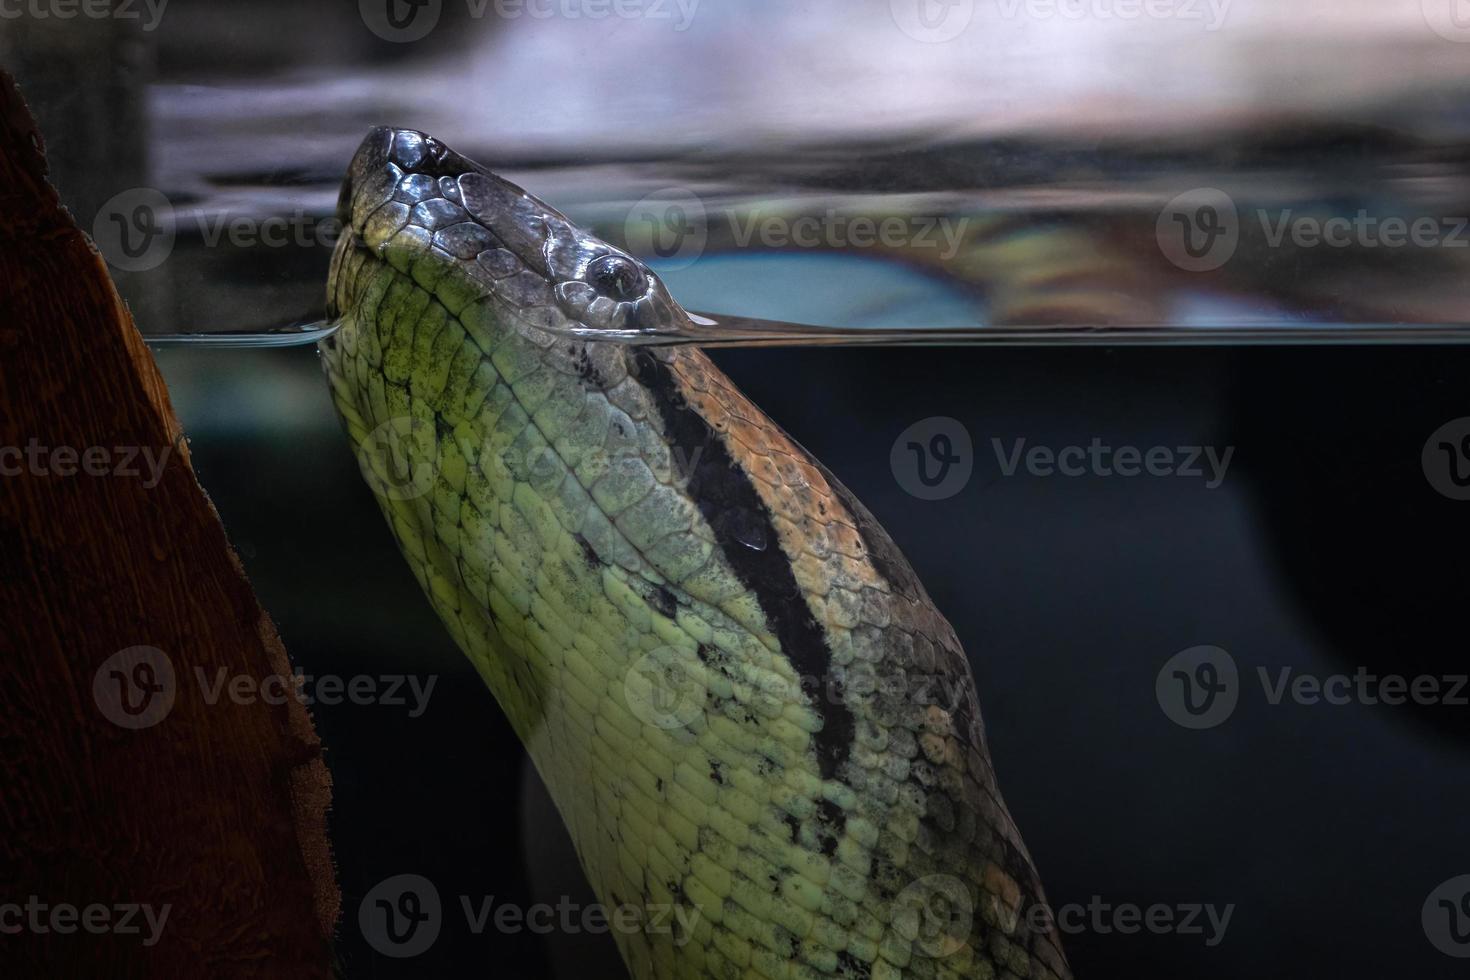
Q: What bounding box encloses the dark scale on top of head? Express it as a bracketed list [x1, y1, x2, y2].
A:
[388, 129, 461, 179]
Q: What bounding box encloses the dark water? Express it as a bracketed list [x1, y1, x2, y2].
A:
[9, 1, 1470, 976]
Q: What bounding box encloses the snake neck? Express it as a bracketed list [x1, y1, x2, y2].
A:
[321, 126, 1072, 980]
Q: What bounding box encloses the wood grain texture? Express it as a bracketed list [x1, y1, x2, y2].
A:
[0, 72, 337, 977]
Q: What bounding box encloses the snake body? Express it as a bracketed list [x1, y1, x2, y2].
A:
[321, 127, 1070, 980]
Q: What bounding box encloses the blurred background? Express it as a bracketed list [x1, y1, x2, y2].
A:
[5, 1, 1470, 976]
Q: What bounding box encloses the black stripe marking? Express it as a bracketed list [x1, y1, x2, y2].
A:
[629, 349, 856, 795]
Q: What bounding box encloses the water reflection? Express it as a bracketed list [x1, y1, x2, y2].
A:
[5, 0, 1470, 339]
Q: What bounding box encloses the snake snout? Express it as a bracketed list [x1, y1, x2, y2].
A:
[334, 125, 692, 340]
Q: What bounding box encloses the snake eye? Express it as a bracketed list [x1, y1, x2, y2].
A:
[587, 254, 646, 302]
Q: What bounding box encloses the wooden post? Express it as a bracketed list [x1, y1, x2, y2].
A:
[0, 72, 337, 977]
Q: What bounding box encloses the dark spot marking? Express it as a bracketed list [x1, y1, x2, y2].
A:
[816, 798, 844, 857]
[651, 584, 678, 619]
[573, 533, 602, 569]
[708, 761, 725, 785]
[836, 951, 872, 979]
[783, 813, 801, 842]
[695, 644, 711, 664]
[630, 349, 856, 823]
[575, 346, 606, 388]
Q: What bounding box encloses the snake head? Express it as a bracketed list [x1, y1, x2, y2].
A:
[333, 125, 689, 341]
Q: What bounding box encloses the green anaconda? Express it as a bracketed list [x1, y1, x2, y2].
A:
[321, 126, 1070, 980]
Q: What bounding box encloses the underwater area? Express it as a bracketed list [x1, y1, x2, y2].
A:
[5, 1, 1470, 977]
